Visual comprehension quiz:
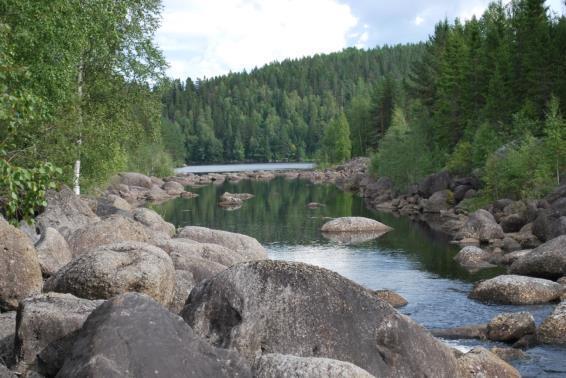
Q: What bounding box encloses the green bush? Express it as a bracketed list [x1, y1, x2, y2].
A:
[446, 141, 474, 175]
[127, 144, 174, 178]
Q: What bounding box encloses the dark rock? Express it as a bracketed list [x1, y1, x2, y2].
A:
[35, 188, 99, 239]
[454, 185, 472, 203]
[94, 194, 132, 217]
[44, 242, 175, 306]
[493, 199, 514, 212]
[0, 218, 43, 312]
[469, 275, 563, 305]
[490, 347, 527, 362]
[486, 312, 536, 342]
[510, 235, 566, 280]
[57, 293, 252, 378]
[456, 348, 520, 378]
[13, 293, 102, 374]
[182, 260, 460, 377]
[419, 171, 452, 199]
[502, 237, 522, 252]
[422, 190, 453, 213]
[532, 200, 566, 242]
[512, 334, 539, 349]
[176, 226, 267, 261]
[430, 325, 487, 340]
[500, 214, 526, 233]
[0, 312, 16, 366]
[35, 228, 72, 277]
[496, 249, 531, 266]
[0, 363, 16, 377]
[511, 223, 541, 249]
[457, 209, 504, 242]
[538, 301, 566, 344]
[253, 354, 374, 378]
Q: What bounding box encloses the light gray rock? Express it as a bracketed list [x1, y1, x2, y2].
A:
[44, 242, 175, 306]
[469, 275, 563, 305]
[132, 207, 175, 238]
[162, 180, 185, 195]
[115, 172, 153, 189]
[170, 253, 226, 283]
[35, 188, 99, 238]
[458, 209, 504, 242]
[456, 347, 520, 378]
[176, 226, 267, 261]
[0, 312, 16, 366]
[320, 217, 393, 233]
[14, 293, 102, 375]
[454, 246, 494, 270]
[94, 194, 132, 217]
[538, 301, 566, 344]
[169, 270, 196, 314]
[35, 228, 72, 277]
[254, 354, 375, 378]
[154, 238, 245, 266]
[0, 363, 16, 377]
[182, 260, 460, 377]
[486, 312, 536, 342]
[0, 218, 43, 312]
[510, 235, 566, 280]
[57, 293, 252, 378]
[66, 215, 152, 256]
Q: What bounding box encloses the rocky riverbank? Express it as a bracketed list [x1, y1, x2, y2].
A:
[0, 168, 531, 377]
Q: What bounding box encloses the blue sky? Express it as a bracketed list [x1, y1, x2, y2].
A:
[155, 0, 565, 80]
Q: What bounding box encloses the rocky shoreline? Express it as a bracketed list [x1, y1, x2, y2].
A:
[0, 162, 564, 377]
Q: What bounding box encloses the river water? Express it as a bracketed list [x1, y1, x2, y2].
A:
[175, 162, 315, 174]
[152, 175, 566, 377]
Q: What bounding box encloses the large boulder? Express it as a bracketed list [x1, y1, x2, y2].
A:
[0, 312, 16, 366]
[419, 171, 452, 199]
[67, 215, 152, 255]
[176, 226, 267, 261]
[486, 312, 536, 342]
[253, 354, 374, 378]
[510, 235, 566, 280]
[182, 260, 460, 377]
[456, 348, 520, 378]
[162, 180, 185, 195]
[453, 246, 495, 270]
[35, 188, 99, 238]
[469, 275, 563, 304]
[0, 218, 43, 312]
[422, 190, 453, 213]
[44, 242, 175, 306]
[320, 217, 393, 233]
[94, 194, 132, 217]
[169, 270, 196, 314]
[457, 209, 504, 242]
[538, 301, 566, 344]
[155, 238, 245, 266]
[132, 207, 175, 238]
[170, 253, 226, 283]
[114, 172, 153, 189]
[532, 201, 566, 242]
[13, 293, 102, 374]
[57, 293, 252, 377]
[35, 227, 73, 277]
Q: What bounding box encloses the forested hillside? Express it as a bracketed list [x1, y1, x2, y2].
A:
[160, 45, 424, 163]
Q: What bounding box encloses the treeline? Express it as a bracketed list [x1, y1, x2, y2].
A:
[0, 0, 170, 222]
[372, 0, 566, 202]
[159, 44, 424, 163]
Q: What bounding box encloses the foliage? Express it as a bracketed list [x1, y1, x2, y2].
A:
[127, 144, 174, 178]
[544, 96, 566, 185]
[321, 113, 352, 164]
[446, 141, 474, 175]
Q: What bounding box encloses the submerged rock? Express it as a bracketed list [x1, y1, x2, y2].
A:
[182, 260, 459, 377]
[57, 293, 252, 378]
[538, 301, 566, 344]
[176, 226, 267, 261]
[430, 325, 488, 340]
[510, 235, 566, 280]
[469, 275, 563, 305]
[253, 354, 374, 378]
[0, 218, 43, 312]
[453, 246, 495, 270]
[320, 217, 393, 233]
[44, 242, 175, 306]
[372, 289, 408, 308]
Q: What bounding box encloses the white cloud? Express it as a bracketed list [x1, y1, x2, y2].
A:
[157, 0, 358, 79]
[414, 15, 425, 26]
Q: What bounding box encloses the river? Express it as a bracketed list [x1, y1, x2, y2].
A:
[152, 174, 566, 377]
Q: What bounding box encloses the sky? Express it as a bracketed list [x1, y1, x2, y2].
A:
[156, 0, 565, 81]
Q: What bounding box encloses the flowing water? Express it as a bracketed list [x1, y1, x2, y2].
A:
[152, 175, 566, 377]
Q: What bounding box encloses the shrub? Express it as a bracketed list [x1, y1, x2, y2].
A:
[127, 144, 174, 178]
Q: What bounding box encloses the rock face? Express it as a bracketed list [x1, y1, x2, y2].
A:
[510, 235, 566, 280]
[44, 242, 175, 306]
[469, 275, 563, 304]
[456, 348, 520, 378]
[454, 246, 494, 269]
[486, 312, 536, 342]
[132, 207, 176, 238]
[57, 293, 252, 378]
[35, 227, 73, 277]
[538, 301, 566, 344]
[176, 226, 267, 261]
[155, 238, 245, 266]
[14, 293, 102, 374]
[35, 187, 99, 238]
[182, 260, 459, 377]
[0, 312, 16, 366]
[67, 215, 152, 255]
[458, 210, 504, 242]
[253, 354, 375, 378]
[0, 218, 43, 312]
[320, 217, 393, 233]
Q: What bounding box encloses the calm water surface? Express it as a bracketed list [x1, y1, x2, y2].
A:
[175, 162, 315, 174]
[152, 177, 566, 377]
